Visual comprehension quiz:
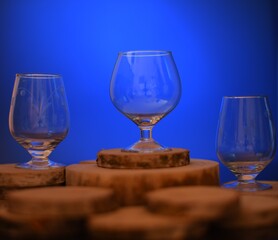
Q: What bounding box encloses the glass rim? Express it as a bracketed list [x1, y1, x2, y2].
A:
[223, 95, 268, 99]
[16, 73, 62, 78]
[119, 50, 172, 57]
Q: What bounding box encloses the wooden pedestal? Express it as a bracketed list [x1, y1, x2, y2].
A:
[6, 186, 116, 217]
[0, 164, 65, 188]
[221, 195, 278, 229]
[97, 148, 190, 169]
[88, 206, 186, 240]
[66, 159, 219, 206]
[0, 164, 65, 201]
[0, 186, 115, 239]
[145, 186, 240, 221]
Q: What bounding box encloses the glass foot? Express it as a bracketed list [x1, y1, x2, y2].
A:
[122, 139, 171, 153]
[16, 160, 64, 170]
[222, 180, 272, 192]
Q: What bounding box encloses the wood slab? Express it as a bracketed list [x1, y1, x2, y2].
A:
[145, 186, 240, 222]
[88, 206, 187, 240]
[6, 186, 116, 217]
[66, 159, 219, 206]
[0, 205, 88, 240]
[0, 164, 65, 189]
[97, 148, 190, 169]
[222, 195, 278, 229]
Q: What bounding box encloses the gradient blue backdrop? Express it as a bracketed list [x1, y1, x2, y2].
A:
[0, 0, 277, 183]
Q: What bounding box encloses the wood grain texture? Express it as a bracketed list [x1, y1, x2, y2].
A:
[6, 186, 116, 217]
[88, 206, 187, 240]
[0, 164, 65, 188]
[97, 148, 190, 169]
[66, 159, 219, 206]
[145, 186, 240, 222]
[0, 204, 87, 240]
[222, 195, 278, 229]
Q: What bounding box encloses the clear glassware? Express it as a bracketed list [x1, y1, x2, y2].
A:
[216, 96, 276, 191]
[9, 74, 70, 170]
[110, 50, 181, 152]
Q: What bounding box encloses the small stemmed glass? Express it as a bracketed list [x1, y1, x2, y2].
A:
[9, 74, 70, 170]
[216, 96, 276, 191]
[110, 50, 182, 152]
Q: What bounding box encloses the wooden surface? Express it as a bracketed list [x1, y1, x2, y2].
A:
[97, 148, 190, 169]
[88, 206, 187, 240]
[6, 186, 116, 217]
[0, 186, 116, 239]
[0, 180, 278, 239]
[145, 186, 240, 222]
[0, 205, 87, 240]
[1, 160, 277, 240]
[221, 194, 278, 229]
[0, 164, 65, 188]
[66, 159, 219, 205]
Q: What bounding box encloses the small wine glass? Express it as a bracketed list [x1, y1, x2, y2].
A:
[216, 96, 276, 191]
[110, 50, 181, 152]
[9, 74, 70, 170]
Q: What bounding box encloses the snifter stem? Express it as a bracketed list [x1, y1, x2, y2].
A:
[140, 126, 153, 141]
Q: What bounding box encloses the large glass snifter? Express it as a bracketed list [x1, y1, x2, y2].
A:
[9, 74, 70, 170]
[216, 96, 276, 191]
[110, 50, 181, 152]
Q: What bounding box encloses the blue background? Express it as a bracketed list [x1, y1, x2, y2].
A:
[0, 0, 277, 183]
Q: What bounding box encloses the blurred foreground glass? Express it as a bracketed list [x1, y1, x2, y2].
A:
[216, 96, 276, 191]
[110, 50, 181, 152]
[9, 74, 70, 170]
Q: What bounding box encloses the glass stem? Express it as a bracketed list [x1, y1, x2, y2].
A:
[237, 174, 257, 184]
[28, 149, 51, 166]
[139, 126, 154, 142]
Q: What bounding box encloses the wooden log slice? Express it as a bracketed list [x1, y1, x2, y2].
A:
[145, 186, 240, 222]
[221, 195, 278, 229]
[0, 186, 116, 239]
[0, 205, 88, 240]
[66, 159, 219, 206]
[0, 164, 65, 189]
[6, 186, 116, 217]
[97, 148, 190, 169]
[88, 206, 188, 240]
